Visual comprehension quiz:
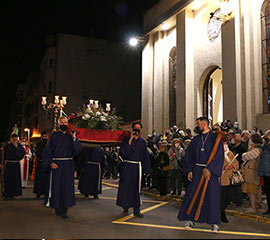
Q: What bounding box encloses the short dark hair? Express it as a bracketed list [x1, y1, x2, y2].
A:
[251, 133, 263, 144]
[11, 133, 18, 138]
[197, 117, 209, 125]
[132, 122, 143, 129]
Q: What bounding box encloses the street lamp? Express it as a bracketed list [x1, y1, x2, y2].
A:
[24, 128, 30, 145]
[210, 0, 234, 23]
[129, 37, 145, 47]
[41, 95, 68, 131]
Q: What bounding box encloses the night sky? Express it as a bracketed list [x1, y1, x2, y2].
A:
[0, 0, 159, 141]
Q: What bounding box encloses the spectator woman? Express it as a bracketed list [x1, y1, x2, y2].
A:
[168, 139, 185, 196]
[220, 136, 239, 223]
[241, 133, 263, 214]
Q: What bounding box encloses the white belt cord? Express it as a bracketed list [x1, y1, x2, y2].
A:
[46, 157, 73, 207]
[195, 163, 207, 167]
[123, 160, 142, 194]
[52, 158, 73, 161]
[46, 170, 52, 207]
[87, 161, 101, 192]
[5, 160, 20, 163]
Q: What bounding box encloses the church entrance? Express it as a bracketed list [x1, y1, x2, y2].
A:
[203, 67, 223, 125]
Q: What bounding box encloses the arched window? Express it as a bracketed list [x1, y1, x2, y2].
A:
[262, 0, 270, 113]
[203, 67, 223, 126]
[169, 47, 177, 127]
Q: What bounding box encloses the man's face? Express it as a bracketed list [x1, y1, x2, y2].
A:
[42, 134, 48, 141]
[198, 121, 207, 131]
[10, 136, 18, 144]
[133, 124, 142, 136]
[59, 117, 68, 126]
[196, 120, 201, 127]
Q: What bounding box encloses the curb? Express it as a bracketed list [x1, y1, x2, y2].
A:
[102, 181, 270, 224]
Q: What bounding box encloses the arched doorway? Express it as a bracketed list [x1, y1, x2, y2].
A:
[203, 67, 223, 125]
[169, 47, 177, 127]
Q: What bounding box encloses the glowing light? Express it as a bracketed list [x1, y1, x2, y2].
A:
[218, 0, 233, 15]
[31, 129, 41, 138]
[129, 38, 138, 46]
[192, 0, 203, 10]
[161, 23, 169, 30]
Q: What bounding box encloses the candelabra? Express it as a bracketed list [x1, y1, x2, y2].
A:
[41, 95, 67, 131]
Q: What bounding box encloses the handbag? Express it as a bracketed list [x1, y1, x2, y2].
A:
[229, 171, 245, 186]
[161, 164, 173, 171]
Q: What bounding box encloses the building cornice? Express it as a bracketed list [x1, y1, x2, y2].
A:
[143, 0, 193, 36]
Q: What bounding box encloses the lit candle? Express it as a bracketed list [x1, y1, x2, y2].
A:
[94, 100, 99, 109]
[60, 99, 64, 106]
[89, 99, 94, 105]
[106, 103, 111, 112]
[54, 96, 60, 104]
[41, 97, 47, 105]
[62, 96, 67, 105]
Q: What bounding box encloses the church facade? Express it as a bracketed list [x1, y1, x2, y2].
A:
[141, 0, 270, 136]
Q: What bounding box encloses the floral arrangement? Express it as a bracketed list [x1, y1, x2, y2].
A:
[69, 101, 123, 131]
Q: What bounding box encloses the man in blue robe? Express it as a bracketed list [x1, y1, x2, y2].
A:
[178, 117, 224, 233]
[4, 134, 26, 200]
[33, 131, 49, 198]
[43, 117, 82, 219]
[116, 122, 151, 217]
[78, 147, 108, 199]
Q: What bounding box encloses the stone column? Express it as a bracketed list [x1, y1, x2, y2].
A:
[153, 31, 165, 134]
[222, 17, 238, 123]
[234, 0, 247, 129]
[142, 35, 154, 138]
[243, 0, 256, 130]
[176, 10, 187, 129]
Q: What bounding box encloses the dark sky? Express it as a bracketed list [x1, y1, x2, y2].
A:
[0, 0, 159, 140]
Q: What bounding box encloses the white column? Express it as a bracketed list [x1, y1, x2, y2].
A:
[153, 31, 164, 134]
[142, 35, 154, 138]
[163, 31, 170, 132]
[185, 9, 195, 129]
[243, 0, 256, 130]
[234, 0, 247, 129]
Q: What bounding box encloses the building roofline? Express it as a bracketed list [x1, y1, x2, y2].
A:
[143, 0, 193, 36]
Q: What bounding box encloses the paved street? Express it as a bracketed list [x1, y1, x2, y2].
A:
[0, 182, 270, 239]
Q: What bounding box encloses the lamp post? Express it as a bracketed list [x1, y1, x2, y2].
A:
[24, 128, 30, 145]
[41, 95, 68, 131]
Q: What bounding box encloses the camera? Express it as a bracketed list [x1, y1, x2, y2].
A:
[133, 129, 140, 135]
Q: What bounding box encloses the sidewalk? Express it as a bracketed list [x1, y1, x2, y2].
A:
[102, 178, 270, 224]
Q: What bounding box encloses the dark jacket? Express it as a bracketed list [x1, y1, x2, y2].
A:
[155, 152, 170, 177]
[258, 144, 270, 177]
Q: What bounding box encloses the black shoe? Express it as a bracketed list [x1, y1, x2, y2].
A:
[60, 207, 68, 219]
[55, 208, 61, 216]
[123, 209, 129, 215]
[221, 212, 228, 223]
[84, 195, 89, 198]
[94, 195, 99, 199]
[134, 212, 144, 218]
[36, 194, 40, 199]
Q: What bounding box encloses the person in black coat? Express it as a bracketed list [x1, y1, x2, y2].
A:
[33, 132, 49, 198]
[155, 144, 170, 197]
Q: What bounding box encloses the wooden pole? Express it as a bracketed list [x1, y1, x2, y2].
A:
[0, 143, 5, 200]
[186, 131, 223, 216]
